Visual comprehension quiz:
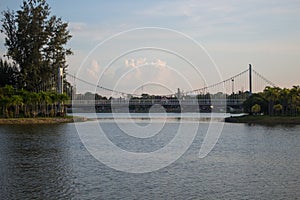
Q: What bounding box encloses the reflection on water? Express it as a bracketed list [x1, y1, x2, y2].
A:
[0, 115, 300, 199]
[0, 125, 78, 199]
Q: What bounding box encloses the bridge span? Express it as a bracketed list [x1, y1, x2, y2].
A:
[70, 98, 245, 107]
[67, 64, 276, 113]
[68, 98, 245, 113]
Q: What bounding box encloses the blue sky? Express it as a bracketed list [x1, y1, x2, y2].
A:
[0, 0, 299, 94]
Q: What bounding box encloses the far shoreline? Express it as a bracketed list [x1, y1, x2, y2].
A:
[0, 116, 87, 125]
[225, 115, 300, 125]
[2, 114, 300, 125]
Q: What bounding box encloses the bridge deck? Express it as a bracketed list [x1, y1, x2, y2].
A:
[70, 99, 245, 106]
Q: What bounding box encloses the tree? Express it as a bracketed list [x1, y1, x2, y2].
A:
[11, 95, 23, 117]
[0, 58, 19, 87]
[243, 85, 300, 116]
[279, 88, 290, 115]
[18, 88, 32, 117]
[251, 104, 261, 115]
[273, 104, 283, 115]
[39, 91, 51, 116]
[57, 93, 69, 116]
[243, 93, 267, 114]
[263, 86, 281, 116]
[290, 86, 300, 116]
[30, 92, 41, 117]
[49, 92, 59, 117]
[0, 85, 15, 117]
[1, 0, 72, 91]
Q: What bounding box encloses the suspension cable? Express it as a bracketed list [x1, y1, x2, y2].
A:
[66, 73, 141, 97]
[252, 69, 277, 87]
[184, 68, 249, 95]
[67, 67, 277, 97]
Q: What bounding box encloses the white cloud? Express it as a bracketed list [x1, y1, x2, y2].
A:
[151, 59, 167, 68]
[124, 58, 147, 68]
[124, 58, 167, 69]
[69, 22, 87, 32]
[86, 59, 102, 81]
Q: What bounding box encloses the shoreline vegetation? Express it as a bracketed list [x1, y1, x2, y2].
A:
[0, 116, 86, 125]
[0, 0, 74, 125]
[1, 1, 300, 126]
[1, 113, 300, 125]
[225, 115, 300, 125]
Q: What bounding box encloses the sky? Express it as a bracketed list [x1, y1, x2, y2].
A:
[0, 0, 299, 95]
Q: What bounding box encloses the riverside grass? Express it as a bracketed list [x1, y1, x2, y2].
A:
[225, 115, 300, 125]
[0, 116, 86, 125]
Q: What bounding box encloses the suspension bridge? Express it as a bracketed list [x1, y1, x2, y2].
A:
[66, 64, 277, 112]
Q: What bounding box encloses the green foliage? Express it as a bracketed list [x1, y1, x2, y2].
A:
[243, 93, 268, 114]
[0, 58, 19, 87]
[244, 86, 300, 116]
[1, 0, 72, 91]
[0, 85, 69, 118]
[251, 104, 261, 114]
[273, 104, 283, 115]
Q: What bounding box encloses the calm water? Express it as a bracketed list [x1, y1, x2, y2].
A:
[1, 114, 300, 199]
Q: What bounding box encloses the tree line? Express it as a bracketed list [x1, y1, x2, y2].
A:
[0, 0, 72, 118]
[0, 85, 69, 118]
[243, 86, 300, 116]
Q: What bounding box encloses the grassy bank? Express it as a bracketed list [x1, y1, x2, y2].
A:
[0, 116, 86, 125]
[225, 115, 300, 125]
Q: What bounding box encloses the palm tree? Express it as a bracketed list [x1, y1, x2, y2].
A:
[0, 96, 10, 118]
[57, 93, 69, 116]
[39, 91, 51, 116]
[18, 89, 31, 117]
[290, 86, 300, 116]
[0, 85, 15, 118]
[49, 92, 59, 117]
[273, 104, 283, 116]
[11, 95, 23, 117]
[30, 92, 41, 117]
[263, 86, 281, 116]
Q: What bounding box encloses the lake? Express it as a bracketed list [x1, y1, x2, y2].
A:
[1, 113, 300, 199]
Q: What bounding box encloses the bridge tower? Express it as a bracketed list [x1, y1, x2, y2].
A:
[58, 67, 64, 113]
[58, 67, 63, 94]
[249, 64, 252, 94]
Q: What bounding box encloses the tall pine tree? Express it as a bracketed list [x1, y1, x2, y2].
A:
[1, 0, 72, 92]
[0, 58, 19, 87]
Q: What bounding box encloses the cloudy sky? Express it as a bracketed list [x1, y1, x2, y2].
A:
[0, 0, 299, 95]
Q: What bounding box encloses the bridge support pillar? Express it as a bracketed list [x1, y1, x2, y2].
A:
[58, 67, 64, 94]
[58, 67, 64, 114]
[249, 64, 252, 94]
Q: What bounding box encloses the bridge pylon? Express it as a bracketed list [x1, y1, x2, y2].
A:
[249, 64, 252, 94]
